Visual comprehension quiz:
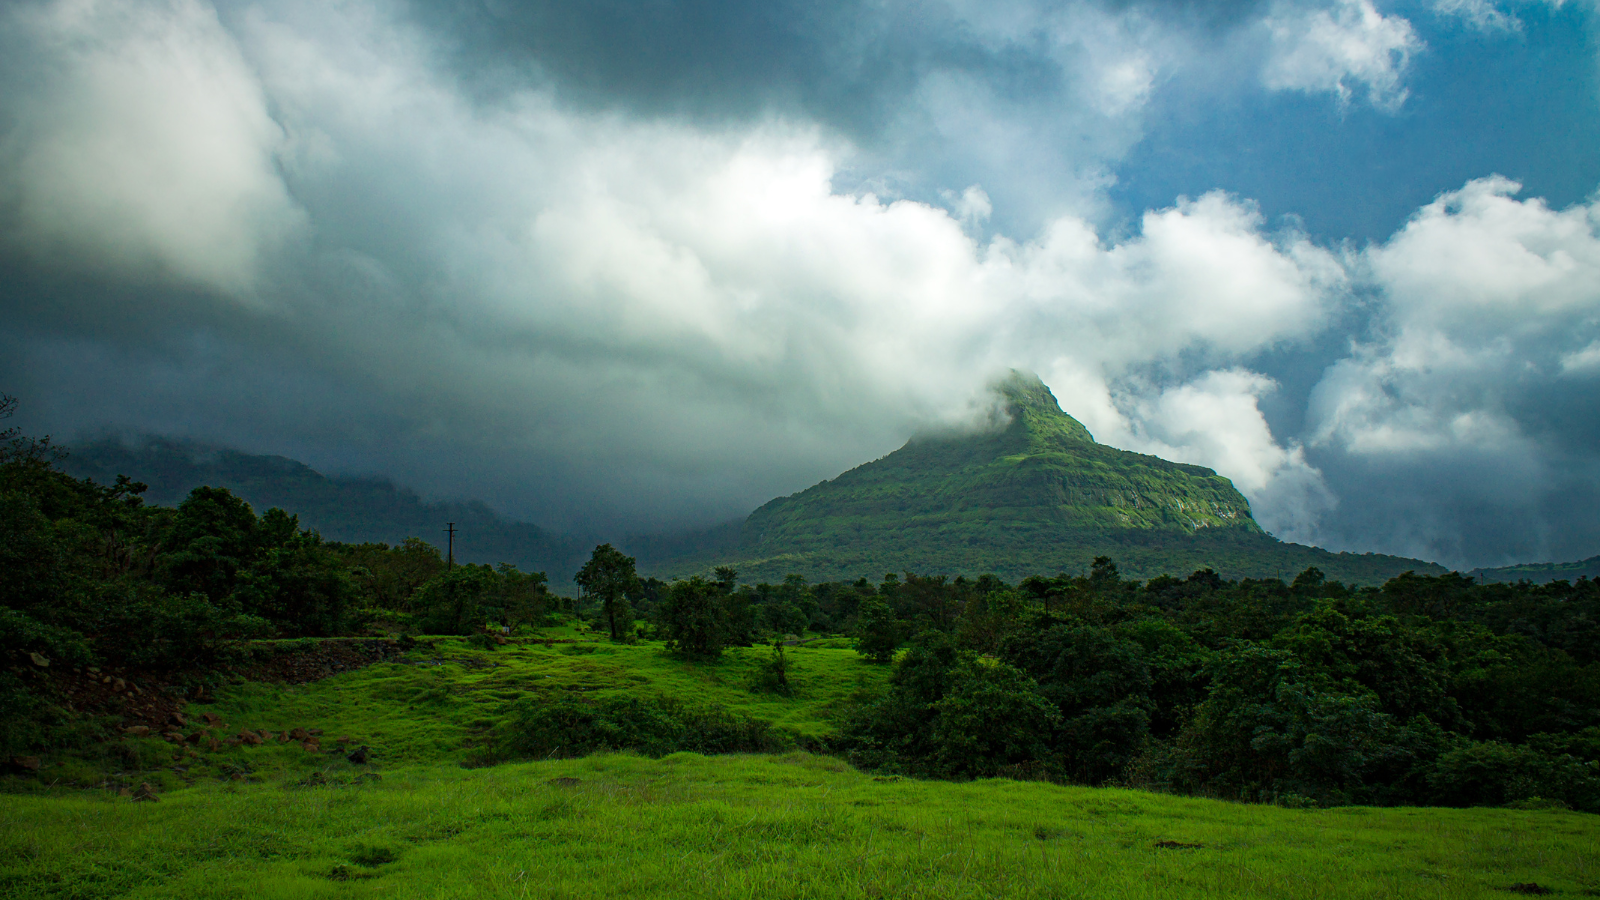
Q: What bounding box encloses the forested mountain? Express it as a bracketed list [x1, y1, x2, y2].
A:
[63, 376, 1447, 587]
[62, 437, 587, 583]
[641, 373, 1443, 585]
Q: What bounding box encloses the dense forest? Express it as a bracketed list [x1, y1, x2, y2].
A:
[4, 396, 1598, 812]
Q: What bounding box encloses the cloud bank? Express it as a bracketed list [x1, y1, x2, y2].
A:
[2, 0, 1597, 569]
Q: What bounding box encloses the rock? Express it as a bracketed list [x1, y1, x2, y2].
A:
[29, 652, 48, 668]
[239, 731, 263, 745]
[200, 712, 221, 726]
[346, 746, 370, 764]
[334, 735, 353, 745]
[167, 713, 187, 728]
[102, 676, 112, 684]
[290, 727, 310, 741]
[131, 783, 158, 802]
[302, 741, 321, 753]
[123, 725, 151, 737]
[10, 756, 41, 772]
[185, 731, 206, 744]
[309, 728, 324, 736]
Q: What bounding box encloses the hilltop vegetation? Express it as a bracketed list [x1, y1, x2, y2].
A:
[652, 373, 1441, 585]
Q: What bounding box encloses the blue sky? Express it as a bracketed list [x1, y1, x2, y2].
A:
[1112, 0, 1599, 243]
[1, 0, 1598, 568]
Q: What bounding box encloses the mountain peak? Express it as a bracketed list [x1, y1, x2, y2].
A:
[992, 370, 1095, 445]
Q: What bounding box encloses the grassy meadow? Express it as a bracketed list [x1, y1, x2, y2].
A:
[3, 631, 1597, 899]
[5, 751, 1597, 899]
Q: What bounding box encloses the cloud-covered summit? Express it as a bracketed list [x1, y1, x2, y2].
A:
[2, 0, 1597, 568]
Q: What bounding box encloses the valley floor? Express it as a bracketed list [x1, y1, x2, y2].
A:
[3, 751, 1596, 899]
[3, 634, 1596, 899]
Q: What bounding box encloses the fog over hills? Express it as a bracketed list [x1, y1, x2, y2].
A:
[62, 437, 588, 585]
[69, 373, 1455, 587]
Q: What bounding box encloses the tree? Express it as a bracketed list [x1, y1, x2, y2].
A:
[574, 544, 640, 642]
[413, 565, 495, 635]
[659, 576, 725, 658]
[855, 598, 899, 663]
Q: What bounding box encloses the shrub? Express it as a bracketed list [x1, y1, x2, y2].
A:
[1427, 740, 1600, 812]
[497, 692, 792, 760]
[749, 641, 793, 696]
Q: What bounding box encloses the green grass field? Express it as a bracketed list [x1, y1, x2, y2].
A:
[205, 635, 885, 765]
[4, 752, 1596, 899]
[3, 634, 1596, 899]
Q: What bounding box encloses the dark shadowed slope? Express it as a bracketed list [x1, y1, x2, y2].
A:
[639, 373, 1444, 585]
[1471, 555, 1600, 584]
[62, 437, 587, 583]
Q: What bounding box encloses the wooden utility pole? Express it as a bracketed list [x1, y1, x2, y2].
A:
[445, 522, 456, 571]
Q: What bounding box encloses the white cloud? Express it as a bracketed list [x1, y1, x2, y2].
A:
[1561, 340, 1600, 373]
[1367, 176, 1600, 330]
[1110, 369, 1335, 542]
[1314, 176, 1600, 452]
[1302, 177, 1600, 562]
[1431, 0, 1522, 32]
[1263, 0, 1422, 109]
[0, 0, 1349, 533]
[0, 0, 304, 295]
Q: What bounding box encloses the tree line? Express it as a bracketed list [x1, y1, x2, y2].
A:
[4, 395, 1598, 811]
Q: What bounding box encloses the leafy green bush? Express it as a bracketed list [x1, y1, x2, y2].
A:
[854, 599, 898, 663]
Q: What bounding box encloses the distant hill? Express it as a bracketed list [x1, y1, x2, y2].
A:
[1469, 555, 1600, 584]
[62, 438, 588, 585]
[637, 373, 1444, 586]
[62, 375, 1447, 589]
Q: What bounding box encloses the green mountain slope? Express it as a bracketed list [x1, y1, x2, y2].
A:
[643, 373, 1442, 585]
[62, 438, 587, 582]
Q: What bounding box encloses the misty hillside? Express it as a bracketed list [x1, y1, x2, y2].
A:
[63, 379, 1450, 590]
[62, 437, 588, 584]
[1471, 555, 1600, 584]
[645, 373, 1446, 585]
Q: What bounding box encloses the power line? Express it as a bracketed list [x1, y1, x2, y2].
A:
[445, 522, 456, 571]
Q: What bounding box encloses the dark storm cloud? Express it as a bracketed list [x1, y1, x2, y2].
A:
[397, 0, 1232, 131]
[1306, 446, 1600, 569]
[393, 0, 1150, 236]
